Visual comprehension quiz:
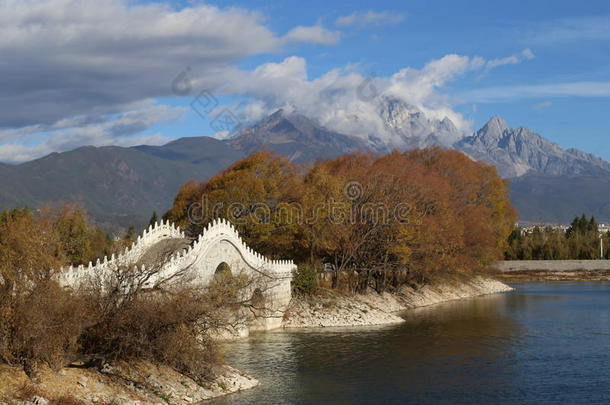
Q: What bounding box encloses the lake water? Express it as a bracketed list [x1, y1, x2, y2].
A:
[209, 282, 610, 404]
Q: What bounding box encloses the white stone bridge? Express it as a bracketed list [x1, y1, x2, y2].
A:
[58, 219, 295, 331]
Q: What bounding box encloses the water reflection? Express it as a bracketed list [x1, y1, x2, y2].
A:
[208, 282, 610, 405]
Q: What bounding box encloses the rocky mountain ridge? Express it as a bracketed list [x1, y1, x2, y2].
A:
[228, 109, 370, 162]
[0, 104, 609, 227]
[229, 104, 610, 180]
[456, 115, 610, 178]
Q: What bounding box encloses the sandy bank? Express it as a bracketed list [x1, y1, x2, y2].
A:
[282, 276, 513, 328]
[1, 361, 258, 405]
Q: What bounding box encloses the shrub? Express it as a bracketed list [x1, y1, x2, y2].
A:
[0, 207, 93, 378]
[78, 265, 259, 384]
[0, 205, 266, 385]
[292, 265, 318, 295]
[79, 287, 223, 383]
[0, 279, 91, 379]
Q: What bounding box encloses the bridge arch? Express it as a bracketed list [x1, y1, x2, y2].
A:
[57, 218, 295, 333]
[215, 261, 231, 277]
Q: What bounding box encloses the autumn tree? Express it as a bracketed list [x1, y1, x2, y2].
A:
[47, 204, 116, 265]
[298, 149, 515, 291]
[0, 207, 64, 287]
[165, 151, 303, 258]
[0, 207, 89, 378]
[407, 148, 516, 271]
[165, 148, 516, 292]
[300, 153, 378, 288]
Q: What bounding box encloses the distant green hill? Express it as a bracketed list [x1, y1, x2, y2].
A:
[0, 137, 243, 233]
[2, 111, 610, 231]
[510, 174, 610, 224]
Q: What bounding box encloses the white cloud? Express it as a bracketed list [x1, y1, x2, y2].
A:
[284, 25, 341, 45]
[0, 0, 288, 129]
[533, 101, 553, 111]
[252, 56, 308, 81]
[486, 49, 535, 69]
[0, 1, 538, 161]
[220, 52, 533, 146]
[335, 10, 405, 28]
[0, 0, 345, 162]
[211, 130, 233, 141]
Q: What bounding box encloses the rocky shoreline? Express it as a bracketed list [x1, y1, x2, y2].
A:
[2, 277, 511, 404]
[282, 276, 513, 328]
[1, 362, 258, 405]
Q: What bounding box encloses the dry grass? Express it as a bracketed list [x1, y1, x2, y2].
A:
[15, 382, 86, 405]
[0, 362, 152, 405]
[0, 279, 92, 379]
[1, 265, 257, 389]
[0, 364, 86, 405]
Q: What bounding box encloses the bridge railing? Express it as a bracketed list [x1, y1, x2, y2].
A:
[57, 220, 184, 286]
[151, 218, 296, 284]
[57, 218, 296, 287]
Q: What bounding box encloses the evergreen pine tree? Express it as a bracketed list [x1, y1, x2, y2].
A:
[149, 211, 158, 227]
[124, 225, 136, 242]
[578, 214, 588, 233]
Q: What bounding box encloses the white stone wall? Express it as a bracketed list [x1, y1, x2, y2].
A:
[56, 218, 295, 331]
[494, 260, 610, 272]
[152, 218, 295, 284]
[57, 219, 185, 286]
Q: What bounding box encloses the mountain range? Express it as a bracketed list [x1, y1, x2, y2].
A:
[1, 99, 609, 231]
[0, 138, 242, 230]
[456, 115, 610, 178]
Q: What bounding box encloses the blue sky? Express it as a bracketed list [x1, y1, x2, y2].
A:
[1, 0, 610, 162]
[164, 0, 610, 157]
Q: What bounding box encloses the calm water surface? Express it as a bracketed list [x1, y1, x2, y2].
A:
[210, 282, 610, 404]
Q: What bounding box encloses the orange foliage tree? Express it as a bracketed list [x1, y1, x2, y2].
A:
[165, 148, 516, 291]
[165, 151, 303, 258]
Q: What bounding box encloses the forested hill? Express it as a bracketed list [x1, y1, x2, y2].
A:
[2, 109, 610, 230]
[0, 137, 243, 231]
